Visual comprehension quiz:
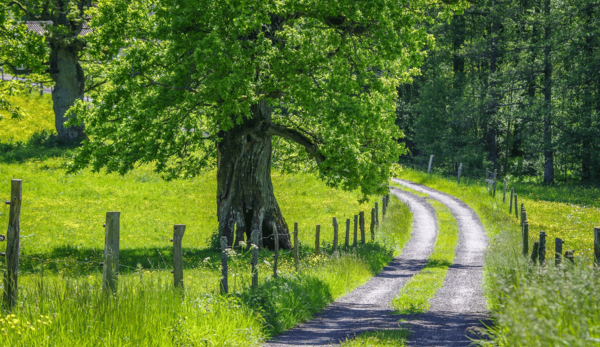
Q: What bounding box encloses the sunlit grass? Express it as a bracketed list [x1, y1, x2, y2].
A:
[397, 168, 600, 346]
[391, 188, 458, 314]
[340, 329, 410, 347]
[0, 88, 55, 143]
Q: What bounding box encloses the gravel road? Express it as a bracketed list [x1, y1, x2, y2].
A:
[392, 178, 489, 347]
[265, 189, 437, 346]
[265, 180, 489, 346]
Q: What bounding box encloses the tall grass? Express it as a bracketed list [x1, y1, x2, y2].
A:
[397, 168, 600, 346]
[0, 196, 412, 346]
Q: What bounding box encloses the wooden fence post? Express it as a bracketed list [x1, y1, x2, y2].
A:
[345, 219, 350, 251]
[503, 178, 507, 203]
[565, 250, 575, 264]
[353, 215, 358, 248]
[251, 231, 259, 288]
[531, 241, 540, 264]
[3, 179, 22, 311]
[102, 211, 120, 295]
[375, 202, 379, 227]
[172, 224, 185, 289]
[315, 225, 320, 254]
[515, 194, 519, 220]
[594, 227, 600, 266]
[522, 221, 529, 257]
[493, 169, 498, 197]
[272, 222, 279, 278]
[539, 231, 546, 265]
[332, 218, 338, 253]
[457, 163, 462, 184]
[427, 155, 434, 174]
[382, 196, 387, 218]
[359, 212, 365, 244]
[220, 236, 228, 294]
[370, 208, 375, 240]
[555, 238, 563, 266]
[509, 188, 514, 214]
[293, 223, 299, 271]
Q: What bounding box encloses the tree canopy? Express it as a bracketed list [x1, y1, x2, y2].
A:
[69, 0, 464, 198]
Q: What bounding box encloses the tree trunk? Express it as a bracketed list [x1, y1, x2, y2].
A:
[542, 0, 554, 184]
[216, 101, 292, 250]
[49, 44, 86, 140]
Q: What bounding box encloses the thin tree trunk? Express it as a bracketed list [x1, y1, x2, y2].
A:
[543, 0, 554, 184]
[216, 101, 292, 250]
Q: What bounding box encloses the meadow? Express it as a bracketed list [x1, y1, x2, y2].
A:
[397, 168, 600, 346]
[0, 92, 414, 346]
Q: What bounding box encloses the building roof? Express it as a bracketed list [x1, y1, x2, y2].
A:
[25, 21, 92, 36]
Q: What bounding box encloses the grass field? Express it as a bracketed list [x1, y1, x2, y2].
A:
[0, 94, 415, 346]
[397, 168, 600, 346]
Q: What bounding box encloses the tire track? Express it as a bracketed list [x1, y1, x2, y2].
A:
[392, 178, 489, 347]
[265, 190, 437, 346]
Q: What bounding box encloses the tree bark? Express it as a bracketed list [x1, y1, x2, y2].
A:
[216, 101, 292, 250]
[542, 0, 554, 184]
[49, 43, 86, 140]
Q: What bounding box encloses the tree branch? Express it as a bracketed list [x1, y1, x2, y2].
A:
[268, 123, 325, 165]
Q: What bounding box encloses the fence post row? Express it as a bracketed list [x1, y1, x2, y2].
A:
[353, 215, 358, 248]
[345, 219, 350, 252]
[515, 194, 519, 220]
[332, 218, 338, 253]
[220, 236, 228, 294]
[503, 178, 507, 203]
[522, 221, 529, 257]
[293, 223, 299, 271]
[427, 155, 434, 174]
[102, 211, 120, 296]
[457, 163, 462, 184]
[539, 231, 546, 265]
[370, 208, 375, 241]
[375, 202, 379, 227]
[492, 169, 497, 197]
[531, 241, 540, 264]
[251, 231, 259, 288]
[272, 222, 279, 279]
[3, 179, 22, 312]
[172, 224, 185, 290]
[359, 212, 365, 244]
[555, 238, 563, 266]
[509, 187, 514, 214]
[315, 225, 321, 254]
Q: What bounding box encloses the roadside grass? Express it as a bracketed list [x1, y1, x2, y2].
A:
[397, 168, 600, 346]
[340, 329, 410, 347]
[0, 195, 411, 346]
[391, 187, 458, 314]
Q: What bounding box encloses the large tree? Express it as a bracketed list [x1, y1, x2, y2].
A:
[0, 0, 100, 140]
[68, 0, 463, 248]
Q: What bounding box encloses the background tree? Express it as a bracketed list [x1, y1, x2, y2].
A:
[0, 0, 102, 140]
[68, 0, 465, 248]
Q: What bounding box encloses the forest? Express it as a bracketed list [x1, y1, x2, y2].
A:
[396, 0, 600, 184]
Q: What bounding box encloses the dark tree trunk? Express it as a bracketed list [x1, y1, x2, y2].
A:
[216, 101, 292, 250]
[49, 42, 86, 140]
[542, 0, 554, 184]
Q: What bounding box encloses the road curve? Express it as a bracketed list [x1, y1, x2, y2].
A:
[392, 178, 489, 347]
[264, 189, 437, 346]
